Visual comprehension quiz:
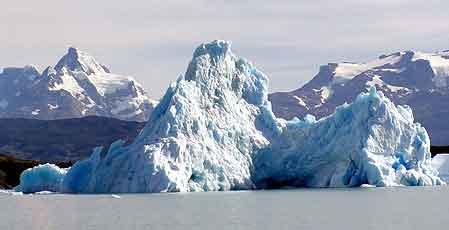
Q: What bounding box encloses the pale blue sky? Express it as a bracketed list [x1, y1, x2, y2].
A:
[1, 0, 449, 98]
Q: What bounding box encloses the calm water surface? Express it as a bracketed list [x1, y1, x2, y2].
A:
[1, 186, 449, 230]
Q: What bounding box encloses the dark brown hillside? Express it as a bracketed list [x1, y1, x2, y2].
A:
[0, 116, 145, 162]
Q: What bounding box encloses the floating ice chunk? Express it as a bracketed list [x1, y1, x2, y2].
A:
[16, 164, 67, 193]
[360, 184, 376, 188]
[35, 191, 55, 195]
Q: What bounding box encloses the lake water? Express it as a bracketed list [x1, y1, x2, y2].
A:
[1, 186, 449, 230]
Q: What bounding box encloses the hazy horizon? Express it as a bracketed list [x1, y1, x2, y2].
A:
[2, 0, 449, 98]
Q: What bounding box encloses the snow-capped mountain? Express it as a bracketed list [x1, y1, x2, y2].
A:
[0, 48, 156, 121]
[269, 50, 449, 145]
[16, 41, 442, 193]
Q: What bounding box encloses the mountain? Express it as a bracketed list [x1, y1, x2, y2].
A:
[0, 48, 156, 121]
[15, 41, 442, 194]
[0, 116, 145, 162]
[269, 50, 449, 145]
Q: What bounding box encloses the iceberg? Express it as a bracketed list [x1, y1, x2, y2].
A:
[432, 154, 449, 183]
[16, 164, 67, 193]
[255, 87, 442, 187]
[15, 40, 444, 193]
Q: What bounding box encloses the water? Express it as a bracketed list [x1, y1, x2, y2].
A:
[1, 186, 449, 230]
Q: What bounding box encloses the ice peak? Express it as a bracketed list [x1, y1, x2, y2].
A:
[55, 47, 106, 75]
[192, 40, 231, 60]
[184, 40, 269, 106]
[185, 40, 236, 83]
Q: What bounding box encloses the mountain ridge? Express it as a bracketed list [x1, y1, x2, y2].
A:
[0, 116, 145, 162]
[269, 49, 449, 145]
[0, 48, 156, 122]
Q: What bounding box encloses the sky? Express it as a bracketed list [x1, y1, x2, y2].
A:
[1, 0, 449, 98]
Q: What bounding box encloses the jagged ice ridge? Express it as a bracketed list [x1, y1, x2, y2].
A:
[16, 41, 444, 193]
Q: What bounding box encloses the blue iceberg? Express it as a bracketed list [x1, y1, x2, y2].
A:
[16, 164, 67, 193]
[16, 40, 444, 193]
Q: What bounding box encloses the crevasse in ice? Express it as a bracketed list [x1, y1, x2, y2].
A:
[16, 40, 444, 193]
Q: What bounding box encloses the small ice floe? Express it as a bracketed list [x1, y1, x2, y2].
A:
[0, 190, 24, 196]
[35, 191, 54, 195]
[111, 194, 121, 199]
[360, 184, 376, 188]
[1, 191, 25, 196]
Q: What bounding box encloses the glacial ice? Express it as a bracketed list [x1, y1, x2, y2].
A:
[16, 164, 67, 193]
[432, 154, 449, 183]
[255, 87, 442, 187]
[16, 40, 444, 193]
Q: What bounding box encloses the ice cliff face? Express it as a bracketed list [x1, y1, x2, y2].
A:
[256, 88, 441, 187]
[0, 48, 156, 121]
[16, 41, 444, 193]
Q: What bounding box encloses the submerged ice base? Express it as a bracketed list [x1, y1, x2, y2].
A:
[16, 40, 444, 194]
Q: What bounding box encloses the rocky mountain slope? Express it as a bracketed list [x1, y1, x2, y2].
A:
[0, 116, 145, 162]
[269, 50, 449, 145]
[0, 48, 156, 121]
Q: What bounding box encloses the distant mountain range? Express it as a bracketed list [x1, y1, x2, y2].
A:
[0, 48, 156, 121]
[269, 50, 449, 145]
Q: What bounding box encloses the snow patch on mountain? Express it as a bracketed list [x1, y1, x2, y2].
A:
[413, 52, 449, 88]
[293, 96, 308, 108]
[366, 76, 410, 93]
[48, 104, 59, 110]
[86, 73, 136, 96]
[48, 72, 85, 97]
[312, 86, 332, 107]
[333, 63, 367, 84]
[31, 109, 40, 115]
[332, 53, 404, 85]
